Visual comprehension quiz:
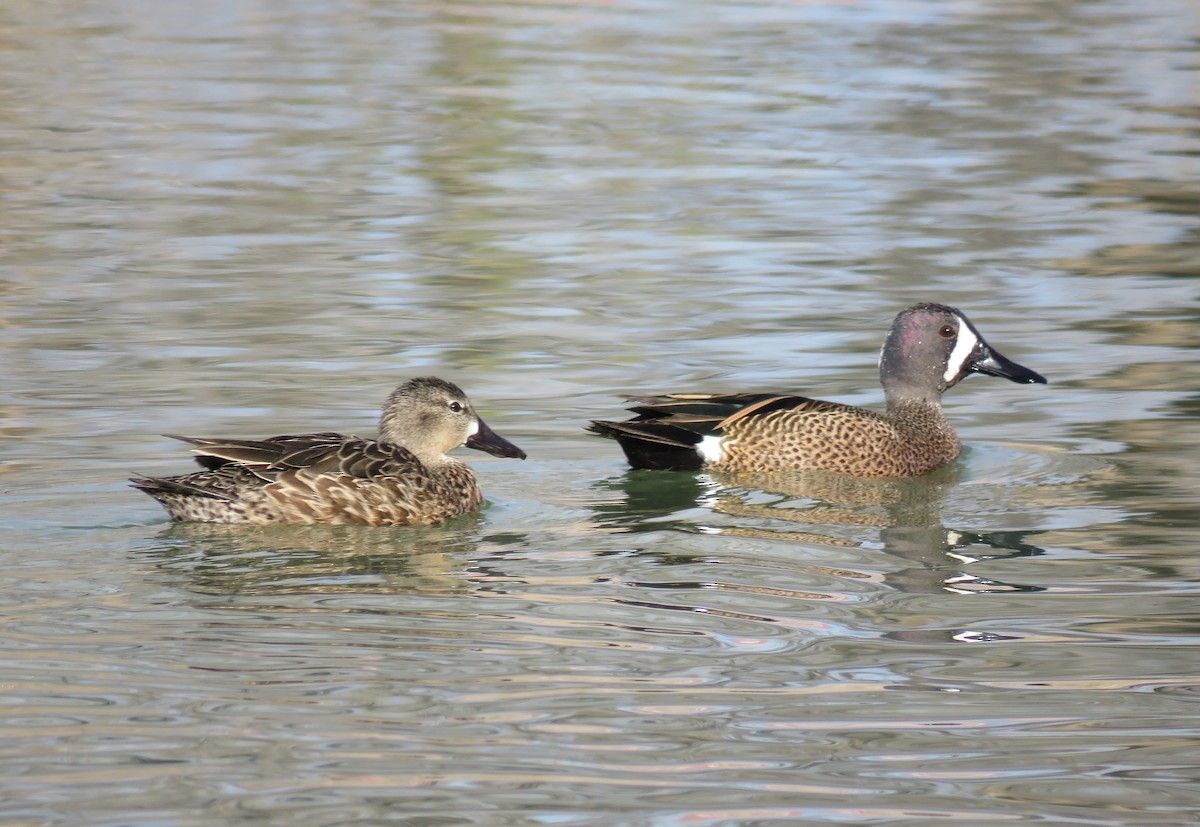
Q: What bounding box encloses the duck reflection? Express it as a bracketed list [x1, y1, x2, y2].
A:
[590, 465, 1047, 595]
[139, 518, 502, 596]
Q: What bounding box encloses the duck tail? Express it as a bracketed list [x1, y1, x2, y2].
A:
[586, 420, 705, 471]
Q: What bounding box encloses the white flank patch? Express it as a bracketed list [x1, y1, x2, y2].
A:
[943, 317, 979, 383]
[696, 434, 724, 464]
[467, 419, 480, 437]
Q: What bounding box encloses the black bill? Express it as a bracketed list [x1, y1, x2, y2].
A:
[466, 418, 527, 459]
[971, 343, 1047, 385]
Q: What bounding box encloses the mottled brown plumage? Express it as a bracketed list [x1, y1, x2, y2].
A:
[589, 303, 1046, 477]
[132, 377, 526, 525]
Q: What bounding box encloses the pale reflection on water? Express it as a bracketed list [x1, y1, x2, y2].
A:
[3, 0, 1200, 824]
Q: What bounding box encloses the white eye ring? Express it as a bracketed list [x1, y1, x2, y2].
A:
[448, 401, 464, 413]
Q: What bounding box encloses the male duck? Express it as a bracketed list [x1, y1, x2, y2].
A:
[132, 376, 526, 525]
[588, 303, 1046, 477]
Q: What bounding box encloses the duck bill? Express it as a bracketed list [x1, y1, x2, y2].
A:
[970, 344, 1047, 385]
[465, 418, 527, 459]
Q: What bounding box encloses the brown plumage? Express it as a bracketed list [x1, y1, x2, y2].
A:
[132, 377, 526, 525]
[589, 303, 1047, 477]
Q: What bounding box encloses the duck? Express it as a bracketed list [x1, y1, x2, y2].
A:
[588, 303, 1046, 477]
[132, 376, 526, 525]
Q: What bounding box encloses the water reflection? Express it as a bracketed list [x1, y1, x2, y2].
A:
[140, 520, 489, 596]
[590, 459, 1056, 596]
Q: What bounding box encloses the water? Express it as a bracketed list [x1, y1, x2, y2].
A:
[3, 0, 1199, 824]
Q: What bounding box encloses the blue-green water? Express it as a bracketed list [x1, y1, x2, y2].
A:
[2, 1, 1199, 824]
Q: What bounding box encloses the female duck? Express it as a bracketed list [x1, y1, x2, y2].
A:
[133, 376, 525, 525]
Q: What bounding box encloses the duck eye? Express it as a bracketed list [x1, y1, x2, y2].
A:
[938, 324, 956, 338]
[447, 401, 463, 413]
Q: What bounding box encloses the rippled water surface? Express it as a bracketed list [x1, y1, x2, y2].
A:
[3, 0, 1200, 824]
